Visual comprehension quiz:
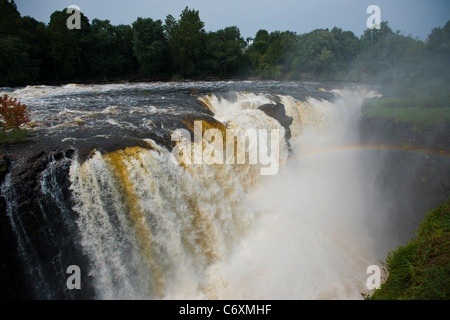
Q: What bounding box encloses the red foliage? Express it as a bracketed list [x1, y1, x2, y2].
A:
[0, 95, 30, 130]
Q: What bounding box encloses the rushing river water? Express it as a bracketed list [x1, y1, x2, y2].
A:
[1, 80, 387, 299]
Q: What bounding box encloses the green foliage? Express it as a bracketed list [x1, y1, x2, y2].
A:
[0, 37, 38, 86]
[132, 18, 167, 77]
[365, 96, 450, 110]
[350, 21, 450, 101]
[365, 105, 450, 132]
[47, 9, 93, 80]
[0, 0, 21, 37]
[0, 0, 47, 85]
[166, 7, 206, 77]
[18, 16, 53, 81]
[259, 31, 298, 79]
[0, 128, 30, 144]
[245, 27, 360, 80]
[204, 27, 246, 77]
[363, 95, 450, 133]
[88, 20, 135, 79]
[351, 22, 420, 84]
[0, 2, 449, 88]
[296, 29, 338, 76]
[369, 202, 450, 300]
[243, 30, 268, 74]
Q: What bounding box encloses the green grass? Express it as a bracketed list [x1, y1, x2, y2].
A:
[368, 201, 450, 300]
[365, 95, 450, 109]
[363, 97, 450, 131]
[0, 128, 31, 144]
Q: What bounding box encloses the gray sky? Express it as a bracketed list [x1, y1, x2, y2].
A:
[13, 0, 450, 40]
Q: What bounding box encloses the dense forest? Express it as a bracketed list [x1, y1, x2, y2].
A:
[1, 0, 449, 101]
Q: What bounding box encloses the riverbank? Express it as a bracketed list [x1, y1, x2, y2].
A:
[359, 96, 450, 299]
[367, 201, 450, 300]
[360, 96, 450, 240]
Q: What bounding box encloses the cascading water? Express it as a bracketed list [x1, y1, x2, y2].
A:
[195, 89, 382, 299]
[67, 88, 380, 299]
[0, 81, 385, 299]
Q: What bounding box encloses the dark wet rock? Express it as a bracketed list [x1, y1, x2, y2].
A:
[359, 114, 450, 245]
[0, 153, 9, 183]
[258, 102, 294, 142]
[0, 146, 96, 299]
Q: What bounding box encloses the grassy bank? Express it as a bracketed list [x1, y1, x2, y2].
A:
[368, 201, 450, 300]
[0, 128, 31, 145]
[363, 95, 450, 126]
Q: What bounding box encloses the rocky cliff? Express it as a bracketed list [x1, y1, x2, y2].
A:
[359, 105, 450, 246]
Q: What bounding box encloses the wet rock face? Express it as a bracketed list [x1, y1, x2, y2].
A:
[0, 98, 223, 299]
[0, 146, 96, 299]
[0, 153, 9, 183]
[258, 103, 294, 141]
[359, 115, 450, 243]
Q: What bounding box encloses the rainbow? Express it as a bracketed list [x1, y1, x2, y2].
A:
[289, 144, 450, 161]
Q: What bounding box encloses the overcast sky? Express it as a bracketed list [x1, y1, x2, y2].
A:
[13, 0, 450, 40]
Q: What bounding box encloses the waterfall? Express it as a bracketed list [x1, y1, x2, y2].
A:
[196, 89, 381, 299]
[67, 88, 380, 299]
[1, 83, 383, 299]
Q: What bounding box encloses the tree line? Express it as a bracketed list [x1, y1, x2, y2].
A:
[1, 0, 449, 99]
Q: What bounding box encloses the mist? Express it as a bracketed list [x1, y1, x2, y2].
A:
[176, 88, 395, 299]
[162, 84, 450, 300]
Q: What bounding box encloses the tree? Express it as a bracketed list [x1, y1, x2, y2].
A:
[259, 31, 298, 78]
[411, 20, 450, 99]
[18, 16, 53, 81]
[114, 24, 137, 75]
[427, 21, 450, 55]
[0, 37, 37, 86]
[243, 29, 271, 75]
[88, 19, 136, 79]
[132, 17, 167, 77]
[0, 0, 21, 37]
[204, 26, 246, 77]
[253, 29, 270, 53]
[48, 9, 91, 80]
[361, 21, 394, 46]
[290, 29, 338, 78]
[0, 0, 48, 85]
[353, 22, 425, 85]
[0, 95, 31, 143]
[330, 27, 359, 77]
[0, 95, 30, 129]
[425, 20, 450, 80]
[166, 7, 206, 77]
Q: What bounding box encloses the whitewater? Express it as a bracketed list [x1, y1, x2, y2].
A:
[1, 81, 384, 299]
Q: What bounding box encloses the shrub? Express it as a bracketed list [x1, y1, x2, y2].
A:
[0, 95, 30, 130]
[0, 95, 31, 144]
